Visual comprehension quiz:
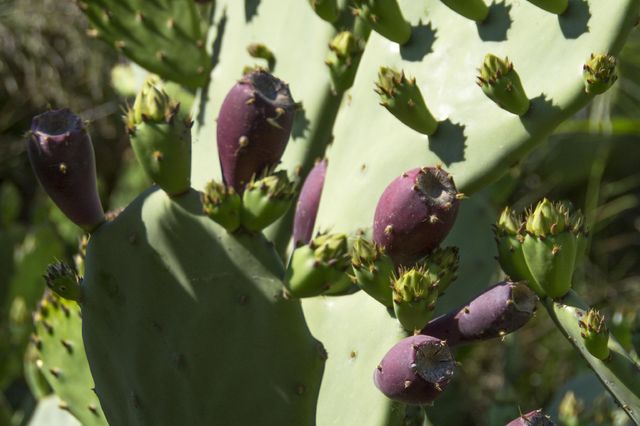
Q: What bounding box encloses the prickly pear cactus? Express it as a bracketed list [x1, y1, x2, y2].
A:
[188, 0, 639, 424]
[32, 292, 106, 426]
[27, 0, 640, 424]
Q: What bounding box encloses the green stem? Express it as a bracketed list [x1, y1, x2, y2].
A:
[543, 290, 640, 423]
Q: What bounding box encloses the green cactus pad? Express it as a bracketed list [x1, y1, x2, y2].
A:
[302, 291, 410, 425]
[80, 0, 210, 88]
[81, 188, 324, 425]
[32, 292, 106, 426]
[544, 291, 640, 424]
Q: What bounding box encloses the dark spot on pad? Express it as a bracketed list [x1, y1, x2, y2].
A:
[559, 0, 591, 39]
[292, 106, 310, 139]
[244, 0, 260, 22]
[99, 272, 122, 301]
[428, 119, 466, 166]
[400, 22, 437, 62]
[519, 94, 563, 134]
[476, 2, 512, 42]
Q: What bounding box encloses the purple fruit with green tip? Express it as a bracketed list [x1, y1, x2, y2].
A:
[216, 70, 296, 194]
[374, 334, 455, 405]
[422, 281, 537, 346]
[373, 166, 460, 266]
[27, 109, 104, 232]
[293, 159, 327, 246]
[506, 409, 555, 425]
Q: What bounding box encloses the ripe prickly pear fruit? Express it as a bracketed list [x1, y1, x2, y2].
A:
[506, 409, 555, 425]
[44, 261, 82, 302]
[353, 0, 412, 45]
[285, 233, 353, 297]
[579, 308, 610, 360]
[246, 43, 276, 71]
[374, 334, 455, 405]
[477, 54, 530, 116]
[202, 180, 242, 232]
[217, 70, 296, 193]
[241, 170, 296, 232]
[583, 53, 618, 95]
[351, 236, 395, 307]
[326, 32, 365, 93]
[422, 281, 537, 346]
[126, 76, 192, 196]
[525, 0, 568, 15]
[375, 68, 439, 135]
[27, 109, 104, 232]
[392, 267, 440, 332]
[373, 167, 460, 266]
[293, 159, 327, 246]
[441, 0, 489, 22]
[308, 0, 339, 23]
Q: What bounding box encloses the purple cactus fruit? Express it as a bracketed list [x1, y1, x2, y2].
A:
[506, 409, 555, 425]
[373, 166, 460, 266]
[374, 334, 455, 405]
[292, 159, 327, 246]
[421, 281, 537, 346]
[27, 109, 104, 232]
[216, 70, 296, 193]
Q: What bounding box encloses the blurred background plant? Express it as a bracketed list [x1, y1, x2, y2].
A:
[0, 0, 639, 425]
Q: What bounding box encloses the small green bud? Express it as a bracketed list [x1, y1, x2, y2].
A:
[579, 309, 610, 360]
[353, 0, 412, 45]
[285, 233, 354, 297]
[583, 53, 618, 95]
[9, 297, 29, 325]
[128, 76, 175, 126]
[325, 32, 365, 93]
[246, 43, 276, 71]
[202, 180, 242, 232]
[558, 391, 583, 426]
[308, 0, 339, 22]
[351, 236, 395, 307]
[392, 267, 439, 332]
[375, 67, 439, 135]
[496, 206, 521, 236]
[525, 198, 567, 237]
[241, 171, 296, 232]
[44, 261, 82, 302]
[525, 0, 568, 14]
[477, 54, 530, 116]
